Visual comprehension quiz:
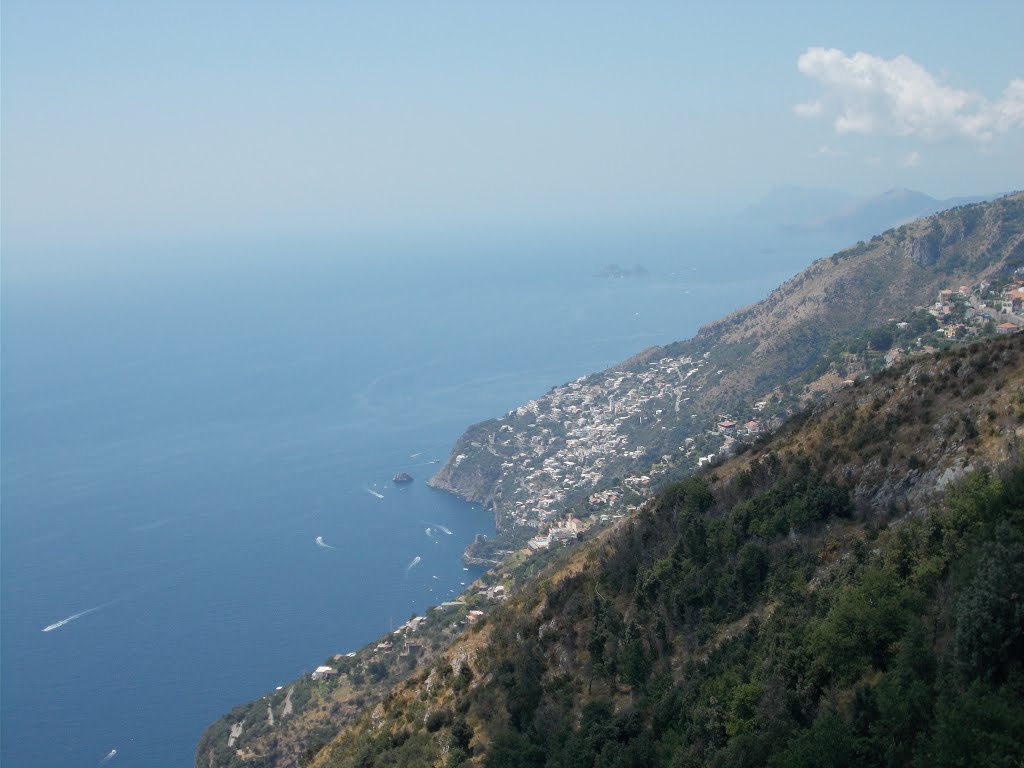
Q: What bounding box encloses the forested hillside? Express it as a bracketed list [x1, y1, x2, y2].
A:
[316, 333, 1024, 768]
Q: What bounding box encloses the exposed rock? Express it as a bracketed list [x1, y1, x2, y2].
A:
[900, 232, 940, 267]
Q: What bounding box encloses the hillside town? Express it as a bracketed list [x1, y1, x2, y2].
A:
[448, 270, 1024, 561]
[862, 276, 1024, 373]
[449, 349, 775, 552]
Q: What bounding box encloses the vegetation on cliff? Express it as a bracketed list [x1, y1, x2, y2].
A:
[312, 333, 1024, 768]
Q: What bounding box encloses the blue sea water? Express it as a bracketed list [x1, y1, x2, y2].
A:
[1, 230, 838, 767]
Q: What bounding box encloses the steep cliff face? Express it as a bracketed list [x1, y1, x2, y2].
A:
[430, 193, 1024, 529]
[426, 422, 504, 511]
[900, 229, 940, 266]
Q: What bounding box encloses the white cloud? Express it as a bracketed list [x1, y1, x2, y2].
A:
[795, 47, 1024, 141]
[995, 79, 1024, 132]
[901, 150, 921, 167]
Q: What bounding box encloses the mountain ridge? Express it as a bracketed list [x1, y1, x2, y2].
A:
[739, 185, 997, 239]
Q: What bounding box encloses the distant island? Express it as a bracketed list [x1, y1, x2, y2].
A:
[391, 472, 413, 485]
[596, 263, 648, 279]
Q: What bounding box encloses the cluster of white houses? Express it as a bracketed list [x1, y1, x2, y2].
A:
[457, 350, 774, 535]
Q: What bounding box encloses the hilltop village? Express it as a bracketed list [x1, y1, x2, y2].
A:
[926, 277, 1024, 337]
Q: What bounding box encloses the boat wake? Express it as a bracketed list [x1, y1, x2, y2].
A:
[365, 487, 385, 500]
[406, 555, 422, 575]
[99, 748, 117, 763]
[42, 602, 111, 633]
[134, 518, 170, 532]
[425, 527, 434, 538]
[429, 523, 453, 535]
[315, 536, 336, 550]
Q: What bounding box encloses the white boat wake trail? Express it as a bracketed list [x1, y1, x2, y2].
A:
[100, 748, 118, 763]
[41, 602, 113, 633]
[315, 536, 336, 550]
[134, 518, 170, 532]
[366, 487, 384, 500]
[406, 555, 422, 575]
[429, 523, 453, 535]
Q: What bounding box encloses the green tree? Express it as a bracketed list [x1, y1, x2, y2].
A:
[954, 526, 1024, 682]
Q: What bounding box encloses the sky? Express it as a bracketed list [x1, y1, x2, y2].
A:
[2, 1, 1022, 270]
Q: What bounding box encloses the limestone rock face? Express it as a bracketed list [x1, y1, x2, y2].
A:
[900, 233, 940, 267]
[427, 438, 501, 511]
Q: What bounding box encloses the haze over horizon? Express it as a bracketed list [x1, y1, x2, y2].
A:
[4, 7, 1024, 768]
[3, 2, 1022, 273]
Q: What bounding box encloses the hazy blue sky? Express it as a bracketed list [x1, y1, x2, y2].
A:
[3, 1, 1022, 265]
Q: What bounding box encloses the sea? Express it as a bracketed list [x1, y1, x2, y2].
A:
[1, 226, 841, 767]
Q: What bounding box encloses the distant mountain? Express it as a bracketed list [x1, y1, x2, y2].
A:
[807, 187, 942, 233]
[739, 185, 856, 228]
[801, 187, 994, 239]
[742, 186, 995, 242]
